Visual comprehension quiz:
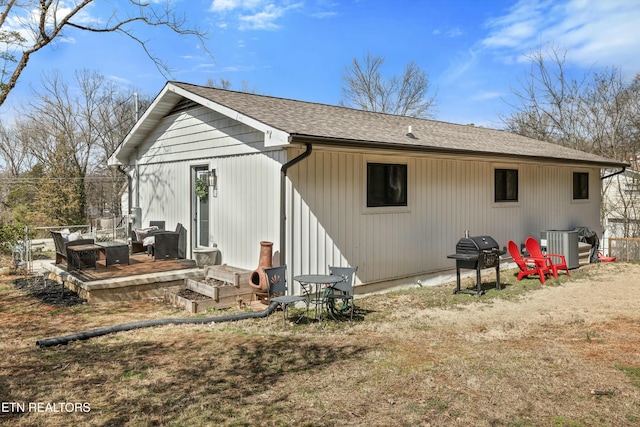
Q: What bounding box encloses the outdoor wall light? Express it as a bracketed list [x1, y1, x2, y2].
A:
[206, 168, 217, 190]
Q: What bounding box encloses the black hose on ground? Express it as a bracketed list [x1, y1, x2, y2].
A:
[35, 302, 279, 348]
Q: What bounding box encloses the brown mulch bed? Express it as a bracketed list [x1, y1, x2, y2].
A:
[176, 288, 212, 300]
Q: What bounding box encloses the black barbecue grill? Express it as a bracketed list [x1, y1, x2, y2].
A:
[447, 234, 505, 295]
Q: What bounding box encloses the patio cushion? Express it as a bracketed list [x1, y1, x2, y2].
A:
[67, 231, 82, 242]
[134, 226, 158, 242]
[60, 228, 71, 242]
[142, 235, 156, 247]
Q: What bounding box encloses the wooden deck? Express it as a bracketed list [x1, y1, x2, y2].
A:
[63, 253, 198, 281]
[42, 253, 204, 303]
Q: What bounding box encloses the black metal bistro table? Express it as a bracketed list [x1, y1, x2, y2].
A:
[293, 274, 344, 320]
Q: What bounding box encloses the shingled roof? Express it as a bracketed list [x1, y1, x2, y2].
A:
[110, 81, 628, 168]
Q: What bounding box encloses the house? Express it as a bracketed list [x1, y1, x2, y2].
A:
[108, 81, 627, 293]
[602, 167, 640, 250]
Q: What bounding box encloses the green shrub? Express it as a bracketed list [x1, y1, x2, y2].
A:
[0, 224, 26, 255]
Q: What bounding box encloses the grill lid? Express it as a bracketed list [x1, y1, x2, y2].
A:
[455, 235, 500, 253]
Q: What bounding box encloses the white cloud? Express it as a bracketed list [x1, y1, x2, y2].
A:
[239, 4, 285, 30]
[481, 0, 640, 77]
[439, 48, 479, 85]
[472, 91, 503, 101]
[211, 0, 239, 11]
[311, 11, 338, 19]
[106, 74, 133, 86]
[433, 26, 464, 38]
[445, 28, 464, 38]
[210, 0, 302, 31]
[211, 0, 264, 12]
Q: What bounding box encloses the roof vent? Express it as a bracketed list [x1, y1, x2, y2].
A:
[406, 125, 416, 139]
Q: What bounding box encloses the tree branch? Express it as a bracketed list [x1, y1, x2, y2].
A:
[0, 0, 210, 106]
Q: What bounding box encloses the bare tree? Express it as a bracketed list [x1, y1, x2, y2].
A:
[0, 121, 31, 177]
[340, 52, 436, 118]
[205, 77, 259, 93]
[502, 44, 640, 240]
[0, 0, 209, 106]
[502, 45, 587, 150]
[91, 80, 151, 217]
[2, 69, 144, 224]
[502, 44, 640, 160]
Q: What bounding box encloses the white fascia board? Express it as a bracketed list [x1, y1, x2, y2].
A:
[108, 83, 291, 166]
[168, 85, 290, 147]
[108, 84, 182, 166]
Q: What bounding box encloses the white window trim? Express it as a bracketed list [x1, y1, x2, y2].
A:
[571, 169, 591, 204]
[492, 164, 521, 208]
[362, 156, 412, 214]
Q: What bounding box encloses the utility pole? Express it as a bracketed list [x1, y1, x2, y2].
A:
[134, 92, 140, 121]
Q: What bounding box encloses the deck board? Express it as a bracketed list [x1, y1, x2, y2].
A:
[61, 253, 198, 283]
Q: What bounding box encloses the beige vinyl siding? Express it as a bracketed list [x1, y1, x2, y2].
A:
[132, 106, 284, 265]
[134, 161, 191, 231]
[130, 103, 602, 289]
[137, 106, 265, 164]
[288, 149, 602, 285]
[211, 150, 284, 268]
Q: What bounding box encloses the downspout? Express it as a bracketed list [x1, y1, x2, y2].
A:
[116, 166, 132, 218]
[280, 143, 312, 270]
[135, 158, 140, 209]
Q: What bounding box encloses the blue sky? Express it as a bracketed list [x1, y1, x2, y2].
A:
[3, 0, 640, 128]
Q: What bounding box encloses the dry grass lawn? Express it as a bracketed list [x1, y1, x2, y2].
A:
[1, 261, 639, 426]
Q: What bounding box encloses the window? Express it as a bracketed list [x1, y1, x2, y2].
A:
[367, 163, 407, 207]
[494, 168, 518, 202]
[573, 172, 589, 200]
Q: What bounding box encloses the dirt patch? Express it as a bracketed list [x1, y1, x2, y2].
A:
[13, 276, 87, 306]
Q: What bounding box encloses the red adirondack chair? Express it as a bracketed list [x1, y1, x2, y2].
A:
[598, 251, 616, 262]
[525, 237, 570, 278]
[507, 240, 551, 284]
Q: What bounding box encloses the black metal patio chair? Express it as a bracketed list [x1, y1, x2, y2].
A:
[264, 265, 307, 326]
[325, 266, 358, 322]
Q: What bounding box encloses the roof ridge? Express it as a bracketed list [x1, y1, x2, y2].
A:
[169, 80, 487, 130]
